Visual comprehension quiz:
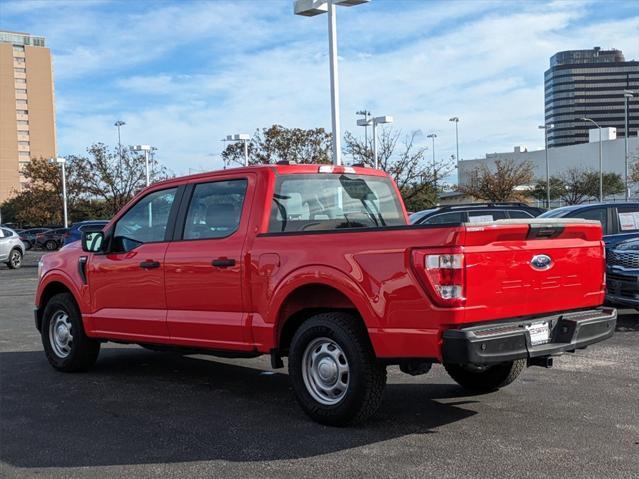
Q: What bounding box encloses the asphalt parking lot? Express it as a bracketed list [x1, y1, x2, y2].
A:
[1, 251, 638, 479]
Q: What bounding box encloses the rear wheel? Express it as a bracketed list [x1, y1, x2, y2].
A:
[443, 359, 526, 392]
[6, 248, 22, 269]
[23, 240, 32, 250]
[41, 293, 100, 372]
[288, 312, 386, 426]
[45, 240, 58, 251]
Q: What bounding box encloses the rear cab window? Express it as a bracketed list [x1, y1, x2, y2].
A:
[268, 174, 405, 233]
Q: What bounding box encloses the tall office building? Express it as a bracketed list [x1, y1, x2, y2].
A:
[544, 47, 638, 148]
[0, 31, 57, 203]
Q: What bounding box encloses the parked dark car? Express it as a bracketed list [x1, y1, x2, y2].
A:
[19, 228, 51, 250]
[35, 228, 69, 250]
[62, 220, 109, 246]
[410, 203, 545, 225]
[605, 237, 639, 308]
[539, 202, 639, 248]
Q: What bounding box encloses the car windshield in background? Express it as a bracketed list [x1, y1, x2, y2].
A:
[269, 174, 405, 233]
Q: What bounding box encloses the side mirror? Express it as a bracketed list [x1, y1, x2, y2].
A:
[82, 231, 105, 253]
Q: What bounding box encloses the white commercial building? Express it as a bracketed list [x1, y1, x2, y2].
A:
[458, 131, 639, 196]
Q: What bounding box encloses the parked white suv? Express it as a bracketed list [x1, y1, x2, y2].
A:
[0, 227, 25, 269]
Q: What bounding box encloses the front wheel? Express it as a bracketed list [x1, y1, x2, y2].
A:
[6, 249, 22, 269]
[45, 240, 58, 251]
[288, 312, 386, 426]
[443, 359, 526, 392]
[41, 293, 100, 372]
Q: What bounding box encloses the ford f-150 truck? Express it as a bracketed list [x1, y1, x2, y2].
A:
[35, 164, 616, 425]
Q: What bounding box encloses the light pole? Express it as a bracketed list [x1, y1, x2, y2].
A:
[579, 117, 603, 202]
[624, 90, 635, 201]
[356, 109, 371, 150]
[114, 120, 125, 165]
[132, 145, 152, 186]
[361, 115, 392, 169]
[538, 124, 553, 208]
[223, 134, 250, 166]
[50, 157, 68, 228]
[427, 133, 437, 191]
[449, 117, 459, 164]
[294, 0, 371, 165]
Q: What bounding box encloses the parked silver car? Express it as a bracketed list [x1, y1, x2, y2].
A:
[0, 227, 25, 269]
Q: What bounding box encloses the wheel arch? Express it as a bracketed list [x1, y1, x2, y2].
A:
[272, 270, 377, 355]
[36, 275, 83, 332]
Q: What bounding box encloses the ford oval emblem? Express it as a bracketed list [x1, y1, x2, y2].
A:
[530, 254, 553, 271]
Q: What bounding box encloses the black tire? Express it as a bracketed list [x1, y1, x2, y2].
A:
[6, 248, 22, 269]
[41, 293, 100, 372]
[288, 312, 386, 426]
[45, 240, 58, 251]
[444, 359, 526, 392]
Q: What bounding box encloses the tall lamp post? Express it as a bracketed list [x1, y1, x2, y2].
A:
[114, 120, 125, 165]
[358, 114, 392, 168]
[356, 110, 371, 149]
[578, 117, 603, 202]
[449, 117, 459, 164]
[223, 134, 250, 166]
[132, 144, 153, 186]
[50, 157, 68, 228]
[427, 133, 437, 191]
[624, 90, 635, 201]
[294, 0, 371, 165]
[538, 124, 553, 208]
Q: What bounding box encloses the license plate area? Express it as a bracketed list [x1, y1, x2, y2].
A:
[526, 321, 550, 346]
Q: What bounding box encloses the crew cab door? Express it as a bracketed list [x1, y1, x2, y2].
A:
[164, 175, 253, 350]
[87, 186, 181, 341]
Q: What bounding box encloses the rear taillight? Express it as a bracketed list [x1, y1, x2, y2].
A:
[412, 249, 465, 307]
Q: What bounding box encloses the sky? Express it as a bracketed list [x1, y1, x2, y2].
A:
[1, 0, 638, 179]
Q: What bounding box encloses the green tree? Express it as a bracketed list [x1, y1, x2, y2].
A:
[221, 125, 332, 166]
[558, 168, 624, 204]
[458, 159, 534, 202]
[530, 177, 566, 204]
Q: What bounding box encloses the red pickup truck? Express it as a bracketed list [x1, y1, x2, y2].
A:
[35, 164, 616, 425]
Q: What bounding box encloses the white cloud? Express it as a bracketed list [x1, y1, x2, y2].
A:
[5, 0, 637, 179]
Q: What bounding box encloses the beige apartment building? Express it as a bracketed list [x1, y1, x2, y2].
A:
[0, 31, 56, 203]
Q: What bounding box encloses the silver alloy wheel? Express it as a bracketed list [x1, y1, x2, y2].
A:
[45, 241, 57, 251]
[301, 337, 350, 405]
[49, 310, 74, 358]
[10, 250, 21, 268]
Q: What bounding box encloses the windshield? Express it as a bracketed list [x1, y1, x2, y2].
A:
[269, 174, 406, 233]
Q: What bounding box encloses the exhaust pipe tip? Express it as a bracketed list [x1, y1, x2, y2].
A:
[528, 356, 554, 368]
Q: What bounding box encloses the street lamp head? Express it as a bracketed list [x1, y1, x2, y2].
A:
[373, 115, 393, 124]
[624, 90, 635, 98]
[449, 117, 459, 122]
[224, 133, 250, 142]
[356, 119, 372, 127]
[294, 0, 370, 16]
[132, 144, 152, 152]
[114, 120, 125, 127]
[49, 156, 66, 165]
[427, 133, 437, 139]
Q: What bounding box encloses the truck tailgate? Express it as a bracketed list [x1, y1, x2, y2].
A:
[461, 219, 605, 323]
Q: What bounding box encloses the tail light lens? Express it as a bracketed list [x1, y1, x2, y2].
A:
[412, 248, 465, 307]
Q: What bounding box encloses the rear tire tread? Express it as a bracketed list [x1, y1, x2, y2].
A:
[444, 359, 526, 392]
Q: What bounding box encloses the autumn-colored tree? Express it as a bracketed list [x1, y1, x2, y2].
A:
[221, 125, 332, 166]
[458, 159, 534, 202]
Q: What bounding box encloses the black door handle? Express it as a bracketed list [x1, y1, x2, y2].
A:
[212, 258, 236, 268]
[139, 260, 161, 269]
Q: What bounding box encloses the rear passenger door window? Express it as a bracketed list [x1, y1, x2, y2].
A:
[508, 210, 534, 219]
[572, 207, 608, 235]
[183, 179, 248, 240]
[423, 212, 465, 225]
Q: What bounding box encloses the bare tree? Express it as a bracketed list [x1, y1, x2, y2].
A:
[344, 128, 453, 211]
[458, 159, 534, 202]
